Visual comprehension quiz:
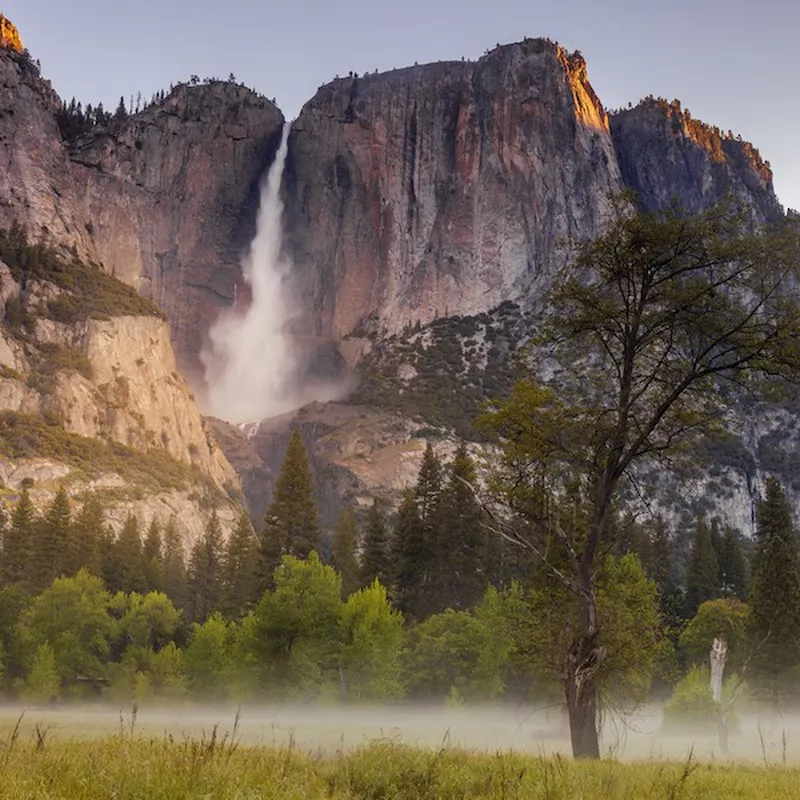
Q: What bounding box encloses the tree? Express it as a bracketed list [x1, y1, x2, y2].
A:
[679, 598, 749, 672]
[184, 613, 234, 699]
[253, 553, 341, 697]
[748, 477, 800, 704]
[187, 510, 224, 623]
[718, 526, 748, 600]
[260, 429, 320, 583]
[3, 488, 35, 587]
[162, 517, 188, 609]
[19, 570, 114, 692]
[481, 201, 800, 758]
[31, 487, 71, 592]
[22, 642, 60, 703]
[68, 495, 104, 577]
[390, 490, 425, 619]
[685, 519, 721, 618]
[109, 515, 147, 594]
[339, 580, 405, 700]
[436, 444, 490, 610]
[331, 506, 360, 598]
[221, 511, 261, 617]
[360, 499, 390, 588]
[142, 519, 163, 593]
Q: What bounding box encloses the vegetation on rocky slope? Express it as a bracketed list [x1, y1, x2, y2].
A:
[0, 223, 164, 323]
[0, 412, 206, 491]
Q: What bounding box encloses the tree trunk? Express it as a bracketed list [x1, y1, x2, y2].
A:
[563, 561, 604, 759]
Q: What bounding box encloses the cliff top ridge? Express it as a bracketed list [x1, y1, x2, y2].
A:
[0, 14, 22, 54]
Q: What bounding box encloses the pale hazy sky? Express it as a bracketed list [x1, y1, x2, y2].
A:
[4, 0, 798, 209]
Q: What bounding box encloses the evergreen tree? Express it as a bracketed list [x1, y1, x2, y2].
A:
[331, 506, 360, 598]
[684, 518, 720, 618]
[260, 428, 320, 584]
[749, 477, 800, 703]
[32, 487, 71, 592]
[111, 515, 147, 594]
[67, 495, 104, 577]
[391, 490, 425, 620]
[413, 443, 443, 617]
[221, 511, 261, 617]
[142, 518, 164, 593]
[187, 510, 224, 623]
[3, 488, 35, 587]
[718, 525, 748, 600]
[435, 444, 488, 611]
[360, 499, 390, 588]
[162, 517, 188, 610]
[114, 96, 127, 120]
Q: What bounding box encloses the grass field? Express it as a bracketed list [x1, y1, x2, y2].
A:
[0, 704, 797, 798]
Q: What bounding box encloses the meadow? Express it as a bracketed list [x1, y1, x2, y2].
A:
[0, 704, 797, 798]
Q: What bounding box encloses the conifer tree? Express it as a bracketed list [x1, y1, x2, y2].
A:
[32, 487, 71, 592]
[142, 518, 164, 593]
[413, 443, 443, 617]
[162, 517, 188, 610]
[3, 488, 35, 587]
[360, 498, 390, 588]
[718, 525, 748, 600]
[684, 518, 720, 618]
[110, 515, 147, 594]
[435, 444, 488, 610]
[260, 428, 320, 584]
[391, 489, 425, 620]
[187, 510, 224, 623]
[332, 506, 360, 598]
[67, 495, 104, 577]
[749, 477, 800, 703]
[221, 511, 261, 617]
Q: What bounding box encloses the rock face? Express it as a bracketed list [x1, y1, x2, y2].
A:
[610, 98, 783, 221]
[284, 40, 622, 348]
[69, 84, 284, 383]
[0, 48, 94, 257]
[0, 15, 22, 54]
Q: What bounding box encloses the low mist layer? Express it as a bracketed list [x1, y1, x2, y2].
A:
[2, 703, 798, 764]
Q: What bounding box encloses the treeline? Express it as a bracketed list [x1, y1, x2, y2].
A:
[0, 429, 796, 710]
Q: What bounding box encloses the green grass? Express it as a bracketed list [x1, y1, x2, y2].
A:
[0, 412, 208, 492]
[0, 733, 795, 799]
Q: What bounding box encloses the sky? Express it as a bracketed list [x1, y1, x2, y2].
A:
[4, 0, 798, 210]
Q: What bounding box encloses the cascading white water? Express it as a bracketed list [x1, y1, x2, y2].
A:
[202, 122, 298, 424]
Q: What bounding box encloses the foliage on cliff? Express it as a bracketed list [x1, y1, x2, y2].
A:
[0, 224, 165, 323]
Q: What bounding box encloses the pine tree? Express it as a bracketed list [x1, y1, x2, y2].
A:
[413, 443, 443, 617]
[187, 510, 224, 623]
[111, 515, 147, 594]
[260, 428, 320, 583]
[162, 517, 188, 609]
[749, 477, 800, 703]
[718, 525, 748, 600]
[31, 487, 71, 592]
[67, 495, 104, 577]
[391, 489, 425, 620]
[332, 506, 360, 598]
[684, 518, 720, 618]
[435, 444, 488, 611]
[3, 488, 35, 587]
[221, 511, 261, 617]
[360, 499, 390, 588]
[142, 518, 164, 592]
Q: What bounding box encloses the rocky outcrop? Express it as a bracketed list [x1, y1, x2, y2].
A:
[0, 48, 95, 257]
[0, 15, 22, 54]
[610, 98, 783, 221]
[284, 40, 622, 349]
[68, 83, 284, 384]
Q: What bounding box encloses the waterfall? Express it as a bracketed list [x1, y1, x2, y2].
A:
[202, 122, 297, 424]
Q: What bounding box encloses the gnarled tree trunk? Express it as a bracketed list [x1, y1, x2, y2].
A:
[564, 562, 604, 759]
